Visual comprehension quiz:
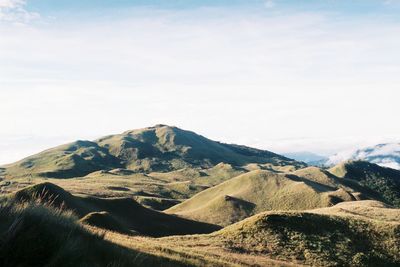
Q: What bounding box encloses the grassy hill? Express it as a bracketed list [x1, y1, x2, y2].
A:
[5, 182, 220, 237]
[105, 200, 400, 267]
[329, 160, 400, 207]
[2, 125, 302, 179]
[4, 196, 396, 266]
[213, 201, 400, 266]
[0, 163, 246, 211]
[166, 169, 362, 226]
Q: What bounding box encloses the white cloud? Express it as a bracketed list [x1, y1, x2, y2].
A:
[0, 8, 399, 163]
[0, 0, 39, 23]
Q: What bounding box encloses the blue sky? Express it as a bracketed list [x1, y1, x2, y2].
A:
[23, 0, 400, 17]
[0, 0, 399, 164]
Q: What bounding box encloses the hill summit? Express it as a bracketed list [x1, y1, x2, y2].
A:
[3, 125, 301, 178]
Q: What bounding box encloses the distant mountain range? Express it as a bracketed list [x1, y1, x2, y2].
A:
[283, 151, 328, 166]
[326, 143, 400, 170]
[286, 143, 400, 170]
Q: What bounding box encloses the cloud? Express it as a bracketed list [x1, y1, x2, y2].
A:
[0, 0, 39, 23]
[0, 7, 399, 163]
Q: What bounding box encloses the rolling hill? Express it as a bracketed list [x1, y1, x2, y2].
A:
[110, 200, 399, 267]
[166, 168, 367, 226]
[3, 125, 302, 179]
[213, 200, 400, 266]
[7, 182, 221, 237]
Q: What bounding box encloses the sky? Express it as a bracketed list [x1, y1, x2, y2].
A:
[0, 0, 400, 164]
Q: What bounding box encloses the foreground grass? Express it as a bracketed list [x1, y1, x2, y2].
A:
[0, 201, 185, 267]
[0, 194, 399, 267]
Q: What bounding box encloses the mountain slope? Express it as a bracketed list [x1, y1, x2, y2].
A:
[9, 182, 221, 237]
[96, 125, 301, 171]
[3, 125, 302, 179]
[3, 140, 122, 178]
[166, 169, 360, 226]
[329, 160, 400, 207]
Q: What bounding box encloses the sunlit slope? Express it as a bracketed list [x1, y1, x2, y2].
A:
[96, 124, 301, 171]
[166, 169, 359, 226]
[213, 201, 400, 266]
[0, 163, 246, 211]
[3, 141, 122, 178]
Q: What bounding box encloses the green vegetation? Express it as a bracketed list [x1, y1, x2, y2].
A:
[330, 160, 400, 207]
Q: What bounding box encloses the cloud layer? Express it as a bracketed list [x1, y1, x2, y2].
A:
[0, 4, 399, 163]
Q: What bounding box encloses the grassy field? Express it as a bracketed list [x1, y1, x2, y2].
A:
[165, 168, 375, 226]
[2, 194, 397, 267]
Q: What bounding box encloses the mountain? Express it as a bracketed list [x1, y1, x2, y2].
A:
[329, 160, 400, 207]
[327, 143, 400, 170]
[3, 125, 302, 179]
[283, 151, 328, 165]
[166, 167, 374, 226]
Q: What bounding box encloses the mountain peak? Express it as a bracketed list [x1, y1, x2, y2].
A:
[4, 125, 303, 178]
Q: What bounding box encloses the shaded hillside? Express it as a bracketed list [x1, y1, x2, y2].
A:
[0, 201, 188, 267]
[3, 125, 302, 179]
[329, 160, 400, 207]
[8, 182, 221, 237]
[166, 169, 361, 226]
